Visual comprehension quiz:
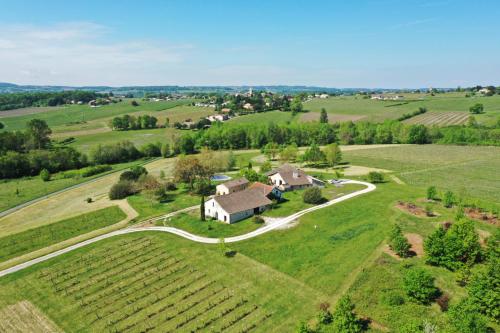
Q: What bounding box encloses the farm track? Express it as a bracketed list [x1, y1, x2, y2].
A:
[0, 180, 375, 277]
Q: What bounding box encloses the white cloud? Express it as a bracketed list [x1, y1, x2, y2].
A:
[0, 22, 190, 85]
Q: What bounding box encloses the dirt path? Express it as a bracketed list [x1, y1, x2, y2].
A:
[0, 200, 138, 272]
[0, 180, 375, 277]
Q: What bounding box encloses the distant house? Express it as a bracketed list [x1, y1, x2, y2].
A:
[267, 164, 314, 191]
[319, 93, 329, 99]
[478, 88, 492, 95]
[205, 188, 272, 223]
[207, 114, 228, 122]
[221, 108, 232, 114]
[88, 100, 97, 106]
[243, 103, 254, 111]
[215, 177, 249, 196]
[249, 182, 283, 200]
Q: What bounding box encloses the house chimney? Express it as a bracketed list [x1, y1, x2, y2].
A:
[293, 171, 298, 178]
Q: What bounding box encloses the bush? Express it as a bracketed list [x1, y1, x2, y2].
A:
[425, 219, 481, 271]
[120, 170, 137, 181]
[389, 225, 412, 257]
[403, 268, 439, 304]
[368, 171, 384, 183]
[80, 164, 112, 177]
[40, 168, 50, 182]
[119, 166, 148, 181]
[164, 182, 177, 191]
[443, 190, 455, 208]
[436, 294, 450, 312]
[331, 295, 362, 333]
[109, 181, 135, 200]
[448, 299, 488, 333]
[253, 215, 265, 224]
[427, 186, 437, 200]
[302, 187, 323, 204]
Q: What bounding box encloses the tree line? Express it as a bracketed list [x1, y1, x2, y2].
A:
[0, 91, 102, 111]
[110, 114, 158, 131]
[176, 120, 500, 153]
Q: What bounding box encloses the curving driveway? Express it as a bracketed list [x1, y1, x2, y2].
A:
[0, 180, 375, 278]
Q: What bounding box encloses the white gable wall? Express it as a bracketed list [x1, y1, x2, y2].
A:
[205, 198, 231, 223]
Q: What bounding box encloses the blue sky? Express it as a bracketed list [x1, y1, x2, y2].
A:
[0, 0, 499, 87]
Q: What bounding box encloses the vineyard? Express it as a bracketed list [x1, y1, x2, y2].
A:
[403, 111, 470, 126]
[35, 236, 272, 332]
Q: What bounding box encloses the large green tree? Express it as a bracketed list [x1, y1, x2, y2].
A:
[26, 119, 52, 149]
[319, 108, 328, 123]
[324, 142, 342, 167]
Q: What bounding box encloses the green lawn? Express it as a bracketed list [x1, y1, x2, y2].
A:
[343, 145, 500, 203]
[156, 211, 263, 238]
[234, 182, 410, 296]
[0, 233, 321, 332]
[127, 186, 200, 220]
[0, 206, 125, 263]
[263, 183, 365, 218]
[0, 159, 150, 214]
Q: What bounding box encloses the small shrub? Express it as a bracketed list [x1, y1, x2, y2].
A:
[109, 181, 135, 200]
[86, 197, 92, 203]
[368, 171, 384, 183]
[164, 182, 177, 191]
[443, 191, 455, 208]
[119, 170, 137, 181]
[403, 268, 439, 304]
[389, 225, 411, 258]
[253, 215, 265, 224]
[302, 187, 323, 204]
[120, 166, 148, 181]
[40, 169, 51, 182]
[426, 186, 437, 200]
[81, 164, 112, 177]
[436, 294, 450, 312]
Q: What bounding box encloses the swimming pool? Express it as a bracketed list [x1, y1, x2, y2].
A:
[211, 174, 232, 181]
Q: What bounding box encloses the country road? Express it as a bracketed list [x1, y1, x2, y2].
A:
[0, 180, 375, 278]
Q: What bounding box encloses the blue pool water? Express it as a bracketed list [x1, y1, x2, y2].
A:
[211, 174, 231, 181]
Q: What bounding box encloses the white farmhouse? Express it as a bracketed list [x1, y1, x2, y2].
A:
[205, 188, 272, 223]
[215, 177, 249, 196]
[267, 165, 314, 191]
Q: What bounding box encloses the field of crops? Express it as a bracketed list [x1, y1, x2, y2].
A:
[403, 111, 470, 126]
[32, 236, 272, 332]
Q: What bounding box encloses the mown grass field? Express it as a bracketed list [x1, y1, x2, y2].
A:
[0, 159, 147, 213]
[342, 145, 500, 203]
[403, 111, 470, 126]
[0, 99, 193, 131]
[0, 233, 321, 332]
[305, 93, 500, 125]
[127, 186, 200, 220]
[156, 211, 263, 238]
[229, 110, 297, 124]
[0, 206, 125, 264]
